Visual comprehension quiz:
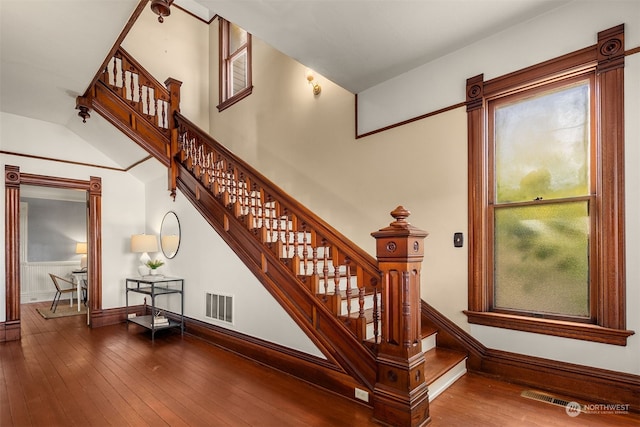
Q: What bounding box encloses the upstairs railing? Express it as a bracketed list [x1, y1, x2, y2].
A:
[172, 113, 383, 344]
[83, 47, 181, 167]
[99, 47, 172, 136]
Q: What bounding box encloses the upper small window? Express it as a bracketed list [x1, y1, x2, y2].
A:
[218, 19, 252, 111]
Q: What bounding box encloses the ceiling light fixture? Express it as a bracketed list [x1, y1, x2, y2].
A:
[150, 0, 171, 23]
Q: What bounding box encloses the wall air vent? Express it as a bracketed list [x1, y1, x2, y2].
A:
[205, 292, 233, 324]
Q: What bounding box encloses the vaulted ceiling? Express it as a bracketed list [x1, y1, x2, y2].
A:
[0, 0, 570, 179]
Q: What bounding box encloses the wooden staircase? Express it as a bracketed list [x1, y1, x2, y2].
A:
[83, 46, 468, 421]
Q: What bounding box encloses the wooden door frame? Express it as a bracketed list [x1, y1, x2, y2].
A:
[4, 165, 102, 340]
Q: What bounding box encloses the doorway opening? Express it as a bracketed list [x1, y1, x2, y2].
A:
[4, 165, 102, 340]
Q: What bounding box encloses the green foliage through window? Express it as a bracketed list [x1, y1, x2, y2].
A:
[491, 80, 592, 318]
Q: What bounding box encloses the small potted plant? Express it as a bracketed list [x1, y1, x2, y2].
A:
[146, 259, 165, 275]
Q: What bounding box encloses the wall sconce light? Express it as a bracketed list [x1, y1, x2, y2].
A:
[306, 70, 322, 96]
[150, 0, 171, 23]
[131, 234, 159, 275]
[75, 242, 87, 270]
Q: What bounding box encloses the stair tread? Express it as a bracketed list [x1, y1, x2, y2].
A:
[421, 323, 438, 339]
[423, 347, 467, 385]
[339, 307, 376, 322]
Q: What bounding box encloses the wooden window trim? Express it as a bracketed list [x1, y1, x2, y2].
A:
[464, 24, 634, 346]
[217, 18, 253, 112]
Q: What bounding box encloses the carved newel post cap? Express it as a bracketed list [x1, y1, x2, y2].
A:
[389, 205, 410, 226]
[372, 206, 429, 238]
[371, 206, 428, 260]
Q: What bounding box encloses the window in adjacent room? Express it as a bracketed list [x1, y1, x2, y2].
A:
[464, 24, 632, 345]
[218, 18, 252, 111]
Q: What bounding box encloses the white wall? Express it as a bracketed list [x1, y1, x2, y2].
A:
[357, 0, 640, 135]
[0, 112, 149, 320]
[122, 6, 210, 131]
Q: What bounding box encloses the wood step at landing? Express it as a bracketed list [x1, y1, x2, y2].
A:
[421, 323, 438, 352]
[424, 347, 467, 401]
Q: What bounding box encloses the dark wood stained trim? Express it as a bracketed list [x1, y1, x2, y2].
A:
[125, 155, 154, 171]
[171, 3, 219, 25]
[480, 349, 640, 414]
[421, 302, 485, 370]
[353, 37, 637, 140]
[90, 305, 145, 328]
[0, 150, 127, 172]
[216, 85, 254, 112]
[4, 166, 103, 333]
[217, 18, 253, 112]
[4, 166, 20, 339]
[1, 150, 153, 172]
[0, 320, 21, 343]
[464, 24, 630, 344]
[355, 101, 465, 139]
[90, 81, 170, 167]
[421, 302, 640, 413]
[464, 311, 633, 346]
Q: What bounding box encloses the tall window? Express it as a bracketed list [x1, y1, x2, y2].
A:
[491, 77, 593, 320]
[465, 25, 632, 345]
[218, 18, 252, 111]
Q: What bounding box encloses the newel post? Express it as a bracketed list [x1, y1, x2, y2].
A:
[371, 206, 430, 427]
[165, 77, 182, 200]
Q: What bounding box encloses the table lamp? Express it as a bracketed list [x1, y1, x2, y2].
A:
[131, 234, 158, 275]
[75, 242, 87, 269]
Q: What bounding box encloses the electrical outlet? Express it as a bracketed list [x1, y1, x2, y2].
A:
[354, 388, 369, 402]
[128, 313, 137, 319]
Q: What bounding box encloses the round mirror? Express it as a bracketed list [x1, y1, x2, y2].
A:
[160, 211, 180, 259]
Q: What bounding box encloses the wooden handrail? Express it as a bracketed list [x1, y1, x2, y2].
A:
[173, 112, 382, 344]
[99, 47, 172, 137]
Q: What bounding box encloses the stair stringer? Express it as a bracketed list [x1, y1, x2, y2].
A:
[420, 301, 483, 371]
[176, 164, 378, 391]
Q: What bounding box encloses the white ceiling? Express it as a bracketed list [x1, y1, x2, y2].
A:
[0, 0, 570, 177]
[182, 0, 570, 93]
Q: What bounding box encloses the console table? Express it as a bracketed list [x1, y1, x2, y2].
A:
[125, 276, 184, 341]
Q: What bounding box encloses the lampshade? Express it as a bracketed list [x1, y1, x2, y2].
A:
[131, 234, 158, 253]
[75, 242, 87, 254]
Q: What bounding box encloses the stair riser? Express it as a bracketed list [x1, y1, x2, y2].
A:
[428, 359, 467, 402]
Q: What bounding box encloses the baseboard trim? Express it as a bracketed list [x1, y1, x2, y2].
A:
[481, 348, 640, 412]
[421, 301, 640, 412]
[89, 305, 145, 328]
[0, 319, 21, 342]
[182, 316, 371, 405]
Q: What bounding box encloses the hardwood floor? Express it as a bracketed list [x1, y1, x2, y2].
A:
[2, 302, 639, 426]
